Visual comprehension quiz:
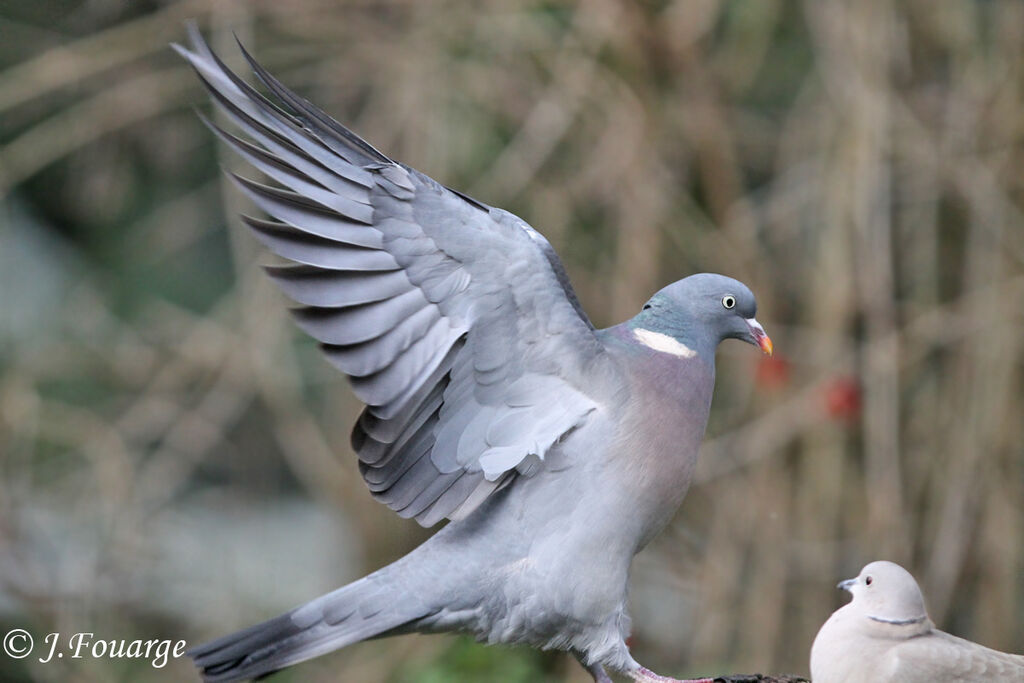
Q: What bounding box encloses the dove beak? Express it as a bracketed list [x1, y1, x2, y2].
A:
[746, 318, 773, 356]
[838, 578, 857, 592]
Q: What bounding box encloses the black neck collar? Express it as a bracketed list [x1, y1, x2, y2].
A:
[868, 614, 928, 626]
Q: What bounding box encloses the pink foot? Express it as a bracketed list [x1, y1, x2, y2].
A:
[632, 666, 714, 683]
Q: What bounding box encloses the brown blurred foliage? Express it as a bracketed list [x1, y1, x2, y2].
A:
[1, 1, 1023, 681]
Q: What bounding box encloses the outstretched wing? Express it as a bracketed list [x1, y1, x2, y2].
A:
[175, 27, 607, 527]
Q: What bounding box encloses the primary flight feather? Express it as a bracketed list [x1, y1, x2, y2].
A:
[175, 25, 772, 683]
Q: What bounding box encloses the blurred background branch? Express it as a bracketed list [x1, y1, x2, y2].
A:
[1, 1, 1022, 681]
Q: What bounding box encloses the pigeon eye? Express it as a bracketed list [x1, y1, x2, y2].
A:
[722, 295, 736, 309]
[642, 303, 653, 311]
[865, 576, 873, 586]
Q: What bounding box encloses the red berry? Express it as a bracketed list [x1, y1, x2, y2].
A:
[824, 376, 861, 421]
[756, 354, 790, 389]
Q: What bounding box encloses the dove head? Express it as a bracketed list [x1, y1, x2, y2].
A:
[631, 273, 772, 359]
[839, 561, 929, 625]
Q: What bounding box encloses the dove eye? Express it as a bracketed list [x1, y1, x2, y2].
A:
[865, 576, 873, 586]
[642, 303, 653, 311]
[722, 295, 736, 309]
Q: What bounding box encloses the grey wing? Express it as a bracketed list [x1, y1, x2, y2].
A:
[884, 633, 1024, 681]
[175, 28, 607, 527]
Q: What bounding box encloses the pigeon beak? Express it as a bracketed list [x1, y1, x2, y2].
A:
[837, 578, 856, 592]
[746, 318, 773, 356]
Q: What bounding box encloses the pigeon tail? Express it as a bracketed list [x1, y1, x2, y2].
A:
[189, 569, 429, 682]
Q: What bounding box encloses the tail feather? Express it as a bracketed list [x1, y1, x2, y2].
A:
[189, 577, 428, 682]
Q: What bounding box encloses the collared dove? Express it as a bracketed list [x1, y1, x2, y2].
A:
[174, 26, 773, 683]
[810, 561, 1024, 682]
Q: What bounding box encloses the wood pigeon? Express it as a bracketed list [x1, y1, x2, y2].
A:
[175, 25, 773, 683]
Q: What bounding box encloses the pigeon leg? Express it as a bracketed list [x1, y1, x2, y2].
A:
[631, 666, 714, 683]
[583, 661, 615, 683]
[573, 651, 615, 683]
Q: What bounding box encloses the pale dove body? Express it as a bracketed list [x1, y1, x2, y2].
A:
[174, 27, 773, 683]
[811, 561, 1024, 682]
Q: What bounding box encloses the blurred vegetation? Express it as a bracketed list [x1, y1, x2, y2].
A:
[1, 0, 1023, 681]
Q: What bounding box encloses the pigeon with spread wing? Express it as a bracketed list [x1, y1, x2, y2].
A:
[175, 26, 773, 683]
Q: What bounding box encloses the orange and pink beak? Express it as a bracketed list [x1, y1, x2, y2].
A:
[746, 318, 774, 356]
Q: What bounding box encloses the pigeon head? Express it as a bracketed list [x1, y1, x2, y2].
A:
[631, 273, 772, 358]
[839, 561, 929, 625]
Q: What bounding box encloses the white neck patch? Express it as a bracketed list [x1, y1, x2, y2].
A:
[633, 328, 697, 358]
